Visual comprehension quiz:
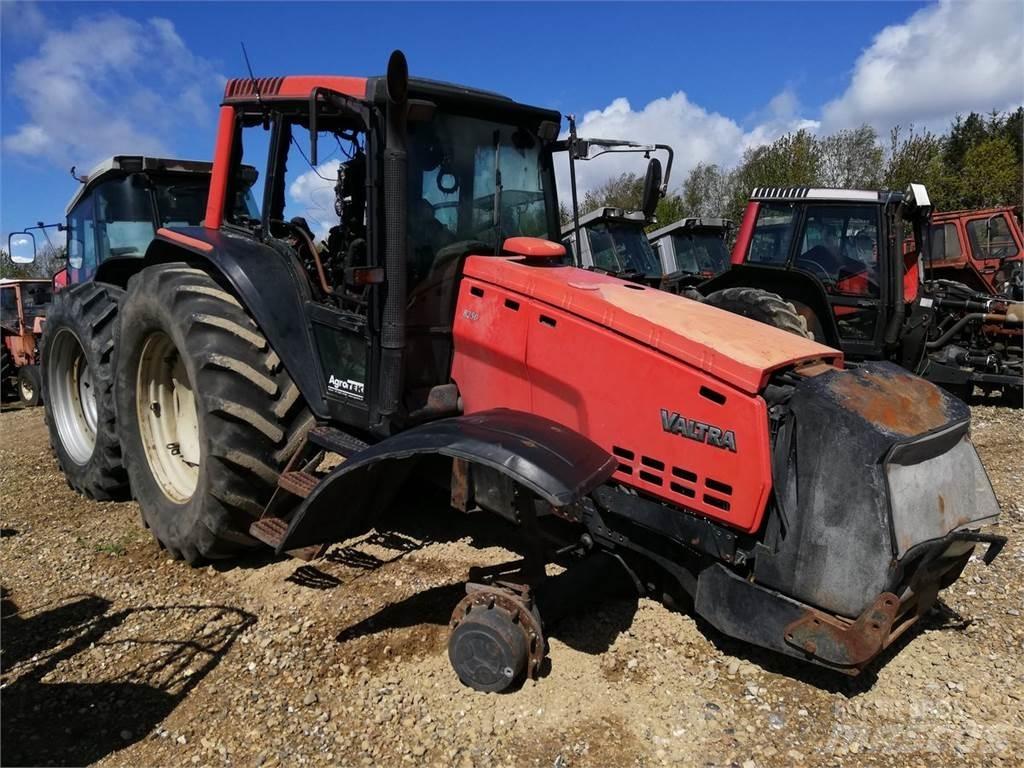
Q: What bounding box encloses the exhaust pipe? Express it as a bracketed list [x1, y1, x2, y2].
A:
[378, 50, 409, 422]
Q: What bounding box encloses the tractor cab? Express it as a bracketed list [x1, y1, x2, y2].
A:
[560, 206, 680, 291]
[701, 186, 1022, 399]
[648, 217, 732, 288]
[11, 156, 257, 291]
[923, 206, 1023, 299]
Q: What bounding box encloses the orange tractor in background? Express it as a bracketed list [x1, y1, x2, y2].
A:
[0, 278, 52, 406]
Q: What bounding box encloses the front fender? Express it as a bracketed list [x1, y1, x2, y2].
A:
[278, 408, 617, 552]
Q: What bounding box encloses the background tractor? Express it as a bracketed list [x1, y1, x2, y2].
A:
[699, 186, 1023, 402]
[14, 156, 254, 499]
[0, 277, 51, 406]
[40, 52, 1003, 692]
[648, 216, 732, 289]
[924, 205, 1022, 299]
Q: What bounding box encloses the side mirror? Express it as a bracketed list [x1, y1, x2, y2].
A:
[641, 158, 663, 221]
[8, 232, 36, 264]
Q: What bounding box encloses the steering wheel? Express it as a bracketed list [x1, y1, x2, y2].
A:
[795, 257, 834, 284]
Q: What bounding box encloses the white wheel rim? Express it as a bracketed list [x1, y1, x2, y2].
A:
[20, 377, 33, 401]
[136, 332, 200, 502]
[48, 329, 97, 464]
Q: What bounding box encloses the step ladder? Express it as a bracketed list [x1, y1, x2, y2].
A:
[249, 425, 369, 559]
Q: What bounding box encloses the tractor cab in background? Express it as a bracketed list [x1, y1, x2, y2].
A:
[700, 186, 1022, 401]
[922, 206, 1023, 300]
[648, 217, 732, 289]
[561, 206, 683, 291]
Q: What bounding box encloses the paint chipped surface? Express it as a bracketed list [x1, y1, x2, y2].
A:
[827, 367, 949, 436]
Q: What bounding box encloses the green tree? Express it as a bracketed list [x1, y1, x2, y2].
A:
[883, 124, 955, 208]
[581, 172, 644, 212]
[818, 125, 884, 189]
[960, 137, 1020, 208]
[681, 163, 735, 218]
[728, 129, 822, 220]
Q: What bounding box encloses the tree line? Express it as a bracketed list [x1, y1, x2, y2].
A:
[568, 108, 1023, 228]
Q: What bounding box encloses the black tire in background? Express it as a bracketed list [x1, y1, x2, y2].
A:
[114, 264, 312, 564]
[703, 287, 812, 339]
[17, 365, 41, 406]
[1, 343, 16, 401]
[41, 282, 129, 500]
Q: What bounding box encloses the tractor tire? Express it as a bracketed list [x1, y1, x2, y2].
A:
[703, 287, 811, 339]
[41, 282, 129, 500]
[1, 343, 15, 402]
[17, 365, 41, 406]
[114, 264, 312, 564]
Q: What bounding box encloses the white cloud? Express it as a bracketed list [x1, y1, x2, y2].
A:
[3, 12, 223, 169]
[822, 0, 1024, 131]
[288, 161, 342, 241]
[555, 88, 816, 202]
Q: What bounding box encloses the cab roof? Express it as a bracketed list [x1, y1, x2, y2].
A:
[648, 217, 732, 242]
[750, 187, 898, 204]
[65, 156, 215, 214]
[561, 207, 647, 237]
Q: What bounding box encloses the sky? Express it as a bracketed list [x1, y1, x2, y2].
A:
[2, 0, 1022, 242]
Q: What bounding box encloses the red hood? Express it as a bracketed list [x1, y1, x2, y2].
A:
[462, 256, 842, 393]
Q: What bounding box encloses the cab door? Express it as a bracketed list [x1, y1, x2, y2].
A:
[792, 203, 886, 358]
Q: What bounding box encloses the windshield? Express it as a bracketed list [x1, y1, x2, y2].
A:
[407, 112, 552, 261]
[21, 283, 52, 321]
[586, 221, 660, 276]
[671, 231, 731, 275]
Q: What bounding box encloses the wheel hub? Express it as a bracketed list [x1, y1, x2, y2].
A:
[48, 329, 97, 464]
[448, 583, 545, 692]
[136, 332, 199, 502]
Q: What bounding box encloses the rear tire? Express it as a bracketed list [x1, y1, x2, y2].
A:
[17, 365, 41, 406]
[703, 287, 811, 338]
[41, 283, 129, 499]
[114, 264, 311, 564]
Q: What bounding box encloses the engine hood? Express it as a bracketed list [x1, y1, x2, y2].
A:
[463, 256, 841, 394]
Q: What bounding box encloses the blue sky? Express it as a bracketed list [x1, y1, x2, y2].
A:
[2, 0, 1021, 240]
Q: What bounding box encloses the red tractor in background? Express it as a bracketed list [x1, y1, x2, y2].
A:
[0, 278, 52, 406]
[36, 52, 1004, 692]
[924, 205, 1022, 299]
[699, 187, 1023, 402]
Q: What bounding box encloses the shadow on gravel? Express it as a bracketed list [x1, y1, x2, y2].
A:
[1, 586, 254, 766]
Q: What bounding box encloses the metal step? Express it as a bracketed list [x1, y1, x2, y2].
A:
[308, 425, 369, 458]
[249, 516, 289, 548]
[278, 470, 319, 499]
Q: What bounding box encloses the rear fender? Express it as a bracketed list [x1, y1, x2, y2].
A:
[701, 264, 842, 347]
[278, 409, 617, 552]
[135, 226, 328, 419]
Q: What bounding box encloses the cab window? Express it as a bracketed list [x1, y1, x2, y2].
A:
[797, 205, 879, 297]
[67, 193, 98, 279]
[748, 203, 796, 265]
[94, 176, 156, 261]
[929, 223, 962, 263]
[967, 216, 1018, 261]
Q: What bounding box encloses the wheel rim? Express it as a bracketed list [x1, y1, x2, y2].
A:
[20, 377, 33, 402]
[48, 329, 97, 464]
[136, 331, 200, 502]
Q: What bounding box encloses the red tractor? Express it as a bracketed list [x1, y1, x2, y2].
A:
[925, 205, 1022, 299]
[0, 278, 51, 406]
[46, 52, 1003, 691]
[699, 187, 1023, 402]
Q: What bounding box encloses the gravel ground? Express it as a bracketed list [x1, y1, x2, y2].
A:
[1, 403, 1021, 767]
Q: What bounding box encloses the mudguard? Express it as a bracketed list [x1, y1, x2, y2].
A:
[139, 226, 329, 419]
[278, 408, 617, 552]
[700, 264, 842, 347]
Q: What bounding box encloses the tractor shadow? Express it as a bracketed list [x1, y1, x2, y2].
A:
[0, 585, 254, 766]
